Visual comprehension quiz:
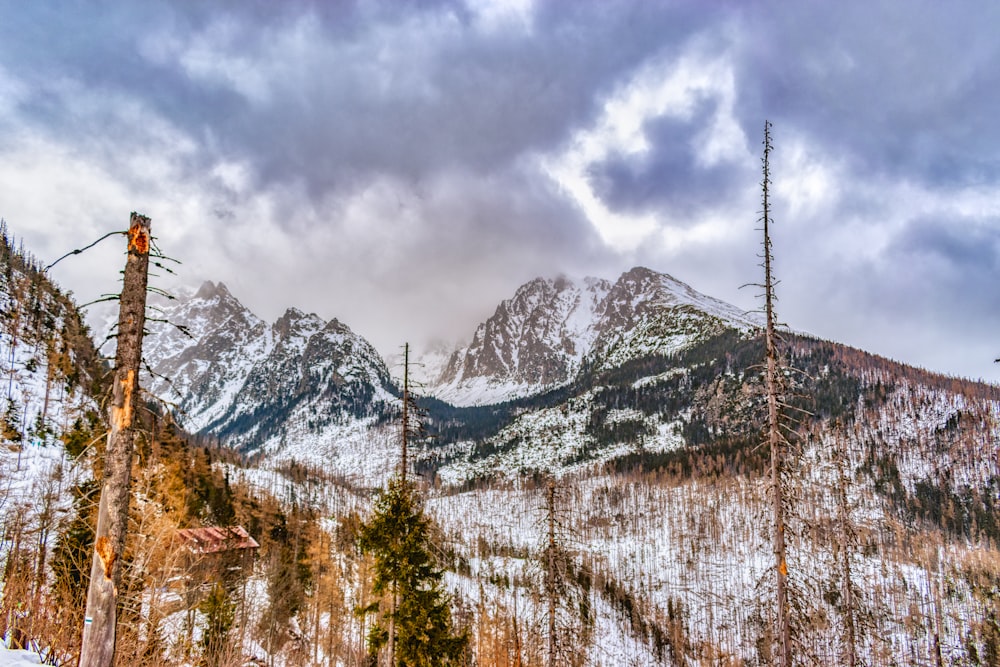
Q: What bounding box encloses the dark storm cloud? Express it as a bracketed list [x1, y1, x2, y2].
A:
[194, 0, 720, 201]
[876, 216, 1000, 333]
[890, 216, 1000, 277]
[807, 213, 1000, 380]
[729, 1, 1000, 188]
[1, 1, 724, 204]
[586, 98, 754, 220]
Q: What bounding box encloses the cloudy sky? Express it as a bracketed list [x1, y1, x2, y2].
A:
[2, 1, 998, 382]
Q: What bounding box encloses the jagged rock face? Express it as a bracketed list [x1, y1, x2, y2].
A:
[144, 282, 394, 453]
[144, 281, 269, 430]
[430, 267, 759, 406]
[436, 275, 611, 394]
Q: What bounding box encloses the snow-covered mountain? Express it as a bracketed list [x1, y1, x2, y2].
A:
[145, 281, 397, 468]
[430, 266, 759, 405]
[141, 267, 763, 474]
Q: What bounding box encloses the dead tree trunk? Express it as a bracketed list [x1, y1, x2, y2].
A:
[401, 342, 409, 484]
[931, 546, 945, 667]
[761, 122, 792, 667]
[546, 479, 557, 667]
[834, 432, 858, 667]
[79, 213, 151, 667]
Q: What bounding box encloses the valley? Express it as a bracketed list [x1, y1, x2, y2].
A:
[2, 226, 999, 666]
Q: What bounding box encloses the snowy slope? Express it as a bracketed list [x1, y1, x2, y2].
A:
[144, 281, 271, 431]
[0, 647, 41, 666]
[425, 374, 1000, 666]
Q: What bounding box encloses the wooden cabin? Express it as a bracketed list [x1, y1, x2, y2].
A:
[175, 525, 260, 582]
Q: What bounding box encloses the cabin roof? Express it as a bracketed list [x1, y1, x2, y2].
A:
[175, 525, 260, 554]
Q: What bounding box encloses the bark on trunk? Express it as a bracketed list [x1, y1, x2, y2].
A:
[78, 213, 151, 667]
[546, 480, 557, 667]
[401, 343, 409, 484]
[761, 122, 792, 667]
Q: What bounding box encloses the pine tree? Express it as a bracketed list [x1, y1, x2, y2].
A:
[1, 397, 22, 443]
[358, 475, 468, 666]
[200, 582, 236, 665]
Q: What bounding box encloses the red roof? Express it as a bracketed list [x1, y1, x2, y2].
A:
[175, 525, 260, 554]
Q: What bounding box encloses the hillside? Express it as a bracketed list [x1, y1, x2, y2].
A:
[0, 223, 107, 663]
[0, 226, 362, 666]
[421, 337, 1000, 662]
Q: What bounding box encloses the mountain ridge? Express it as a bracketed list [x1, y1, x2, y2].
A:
[145, 279, 396, 463]
[429, 266, 760, 406]
[141, 267, 999, 492]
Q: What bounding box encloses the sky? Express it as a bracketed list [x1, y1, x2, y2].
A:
[1, 0, 998, 382]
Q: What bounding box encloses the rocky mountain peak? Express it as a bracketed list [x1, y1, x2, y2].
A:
[194, 280, 233, 301]
[142, 284, 395, 454]
[431, 273, 610, 404]
[429, 267, 756, 406]
[273, 307, 325, 340]
[322, 317, 352, 336]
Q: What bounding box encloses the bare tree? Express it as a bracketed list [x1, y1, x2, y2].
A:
[79, 213, 151, 667]
[546, 479, 557, 667]
[401, 342, 411, 484]
[535, 477, 591, 667]
[760, 121, 792, 666]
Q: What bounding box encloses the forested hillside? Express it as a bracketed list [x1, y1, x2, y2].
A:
[0, 227, 349, 665]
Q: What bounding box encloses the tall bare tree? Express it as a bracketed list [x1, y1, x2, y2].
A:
[827, 427, 864, 667]
[546, 479, 557, 667]
[760, 122, 792, 666]
[401, 342, 410, 484]
[534, 477, 592, 667]
[79, 213, 151, 667]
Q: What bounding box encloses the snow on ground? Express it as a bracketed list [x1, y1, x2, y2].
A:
[0, 646, 40, 666]
[426, 429, 999, 664]
[436, 389, 685, 485]
[257, 413, 401, 490]
[430, 373, 564, 409]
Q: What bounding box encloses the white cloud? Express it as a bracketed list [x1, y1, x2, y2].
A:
[465, 0, 536, 34]
[771, 134, 841, 224]
[541, 41, 748, 252]
[0, 66, 29, 120]
[143, 17, 274, 104]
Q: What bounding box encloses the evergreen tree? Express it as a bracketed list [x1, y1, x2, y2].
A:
[2, 397, 22, 443]
[358, 475, 468, 666]
[200, 582, 236, 665]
